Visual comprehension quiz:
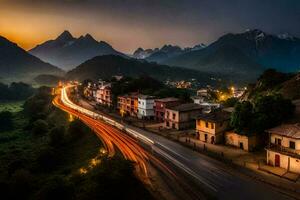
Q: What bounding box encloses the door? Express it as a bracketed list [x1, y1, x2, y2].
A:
[211, 136, 215, 144]
[275, 154, 280, 167]
[239, 142, 244, 150]
[204, 134, 208, 142]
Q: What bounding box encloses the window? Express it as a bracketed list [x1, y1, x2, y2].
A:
[205, 122, 209, 128]
[166, 111, 169, 118]
[172, 113, 176, 120]
[275, 138, 282, 146]
[211, 123, 215, 129]
[172, 123, 176, 129]
[289, 141, 296, 149]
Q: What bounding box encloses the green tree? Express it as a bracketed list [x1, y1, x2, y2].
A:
[32, 119, 48, 136]
[0, 111, 13, 131]
[223, 97, 239, 107]
[230, 101, 254, 133]
[9, 169, 33, 200]
[49, 126, 66, 146]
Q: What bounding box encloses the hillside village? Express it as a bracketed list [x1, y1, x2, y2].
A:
[79, 71, 300, 181]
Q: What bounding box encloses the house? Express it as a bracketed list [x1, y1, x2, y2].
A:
[137, 95, 155, 119]
[154, 97, 181, 122]
[117, 93, 139, 117]
[164, 103, 203, 130]
[266, 124, 300, 174]
[225, 131, 260, 151]
[196, 110, 230, 144]
[95, 83, 112, 107]
[197, 89, 208, 97]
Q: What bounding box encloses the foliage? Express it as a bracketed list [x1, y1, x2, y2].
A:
[0, 82, 35, 101]
[32, 119, 49, 136]
[223, 97, 239, 107]
[49, 126, 66, 146]
[111, 76, 191, 104]
[0, 111, 13, 131]
[231, 94, 295, 134]
[68, 119, 89, 141]
[9, 169, 33, 199]
[230, 101, 254, 133]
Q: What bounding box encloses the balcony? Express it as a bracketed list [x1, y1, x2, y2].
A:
[267, 143, 300, 159]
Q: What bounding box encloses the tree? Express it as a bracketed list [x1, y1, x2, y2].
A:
[36, 147, 60, 171]
[253, 94, 295, 133]
[230, 101, 254, 133]
[49, 126, 66, 146]
[32, 119, 48, 136]
[68, 119, 87, 140]
[223, 97, 238, 107]
[0, 111, 13, 131]
[9, 169, 33, 199]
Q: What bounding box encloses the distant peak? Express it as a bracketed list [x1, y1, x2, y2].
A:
[85, 33, 94, 39]
[277, 33, 295, 40]
[56, 30, 74, 41]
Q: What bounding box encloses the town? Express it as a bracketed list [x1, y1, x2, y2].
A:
[76, 73, 300, 182]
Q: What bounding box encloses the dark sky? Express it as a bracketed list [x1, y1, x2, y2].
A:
[0, 0, 299, 53]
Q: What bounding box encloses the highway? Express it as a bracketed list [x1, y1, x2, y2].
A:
[55, 85, 298, 200]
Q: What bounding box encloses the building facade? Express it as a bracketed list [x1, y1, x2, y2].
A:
[117, 93, 139, 117]
[137, 95, 155, 119]
[95, 83, 112, 107]
[196, 110, 230, 144]
[225, 131, 260, 151]
[164, 103, 203, 130]
[154, 97, 180, 122]
[266, 124, 300, 174]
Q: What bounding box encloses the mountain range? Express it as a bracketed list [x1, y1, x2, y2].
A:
[0, 36, 63, 83]
[66, 55, 219, 85]
[132, 44, 206, 62]
[161, 29, 300, 77]
[29, 31, 125, 70]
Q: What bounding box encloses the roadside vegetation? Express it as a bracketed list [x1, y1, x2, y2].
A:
[0, 85, 153, 200]
[230, 94, 295, 135]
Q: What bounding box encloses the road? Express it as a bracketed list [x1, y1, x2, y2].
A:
[56, 85, 299, 200]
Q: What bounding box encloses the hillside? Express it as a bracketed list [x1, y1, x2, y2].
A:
[162, 29, 300, 80]
[0, 36, 63, 83]
[29, 31, 125, 70]
[242, 69, 300, 100]
[66, 55, 220, 85]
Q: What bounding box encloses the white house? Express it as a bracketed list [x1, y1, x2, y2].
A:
[266, 124, 300, 174]
[137, 95, 155, 119]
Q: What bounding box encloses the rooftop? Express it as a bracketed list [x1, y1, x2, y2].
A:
[138, 94, 155, 99]
[167, 103, 203, 112]
[155, 97, 180, 103]
[266, 124, 300, 139]
[197, 110, 231, 122]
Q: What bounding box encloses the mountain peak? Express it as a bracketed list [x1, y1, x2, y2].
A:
[56, 30, 74, 41]
[277, 33, 295, 40]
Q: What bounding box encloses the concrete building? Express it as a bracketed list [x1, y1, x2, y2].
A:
[154, 97, 181, 122]
[117, 93, 139, 117]
[164, 103, 203, 130]
[95, 83, 112, 107]
[137, 95, 155, 119]
[225, 131, 260, 151]
[266, 124, 300, 174]
[196, 110, 230, 144]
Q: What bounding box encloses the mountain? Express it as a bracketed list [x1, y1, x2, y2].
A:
[242, 69, 300, 100]
[0, 36, 63, 83]
[29, 31, 125, 70]
[66, 55, 224, 85]
[163, 29, 300, 78]
[132, 44, 206, 62]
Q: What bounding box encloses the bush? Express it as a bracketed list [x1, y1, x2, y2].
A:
[68, 119, 87, 141]
[0, 111, 13, 131]
[9, 169, 33, 199]
[35, 176, 74, 200]
[36, 147, 60, 171]
[49, 126, 66, 146]
[32, 119, 48, 136]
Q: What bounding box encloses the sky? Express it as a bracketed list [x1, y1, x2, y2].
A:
[0, 0, 300, 53]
